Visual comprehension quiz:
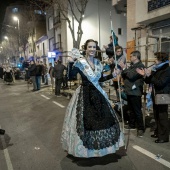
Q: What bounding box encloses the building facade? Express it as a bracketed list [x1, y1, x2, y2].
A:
[126, 0, 170, 63]
[46, 0, 127, 65]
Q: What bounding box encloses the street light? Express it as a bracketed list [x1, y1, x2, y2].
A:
[13, 16, 20, 62]
[4, 36, 8, 40]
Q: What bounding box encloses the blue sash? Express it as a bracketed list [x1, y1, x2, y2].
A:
[74, 58, 109, 100]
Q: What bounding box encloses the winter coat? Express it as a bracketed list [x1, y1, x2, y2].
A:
[28, 64, 36, 76]
[121, 61, 145, 96]
[36, 65, 43, 76]
[145, 63, 170, 94]
[53, 63, 67, 79]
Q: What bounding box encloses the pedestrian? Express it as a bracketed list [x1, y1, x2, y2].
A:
[27, 60, 37, 91]
[136, 52, 170, 143]
[53, 59, 67, 97]
[119, 50, 145, 137]
[112, 46, 126, 101]
[0, 129, 5, 135]
[44, 64, 48, 85]
[35, 61, 43, 90]
[103, 34, 118, 59]
[62, 65, 69, 89]
[61, 39, 124, 158]
[0, 64, 3, 79]
[40, 61, 45, 83]
[94, 41, 102, 61]
[49, 63, 54, 90]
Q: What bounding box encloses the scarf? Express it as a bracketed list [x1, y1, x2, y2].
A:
[152, 60, 169, 72]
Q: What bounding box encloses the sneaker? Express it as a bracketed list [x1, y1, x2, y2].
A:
[124, 125, 136, 130]
[137, 130, 144, 137]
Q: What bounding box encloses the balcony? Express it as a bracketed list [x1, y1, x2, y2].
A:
[53, 15, 61, 28]
[53, 42, 62, 51]
[148, 0, 170, 12]
[36, 50, 42, 57]
[136, 0, 170, 24]
[112, 0, 127, 14]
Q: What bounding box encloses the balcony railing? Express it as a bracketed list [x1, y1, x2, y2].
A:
[148, 0, 170, 12]
[53, 42, 62, 51]
[53, 15, 61, 27]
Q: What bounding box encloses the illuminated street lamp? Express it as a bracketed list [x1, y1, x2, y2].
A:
[13, 16, 20, 60]
[4, 36, 8, 40]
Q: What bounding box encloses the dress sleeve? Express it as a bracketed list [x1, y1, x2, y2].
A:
[99, 74, 113, 82]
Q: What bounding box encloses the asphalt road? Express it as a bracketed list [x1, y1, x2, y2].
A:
[0, 79, 170, 170]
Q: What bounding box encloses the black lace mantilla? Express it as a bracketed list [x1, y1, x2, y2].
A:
[76, 83, 120, 150]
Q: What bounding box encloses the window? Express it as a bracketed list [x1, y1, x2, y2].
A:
[12, 8, 18, 13]
[118, 28, 122, 35]
[48, 16, 53, 30]
[148, 0, 170, 12]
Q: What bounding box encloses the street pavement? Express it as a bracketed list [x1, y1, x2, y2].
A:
[0, 79, 170, 170]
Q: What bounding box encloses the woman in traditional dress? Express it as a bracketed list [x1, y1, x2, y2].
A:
[61, 39, 124, 157]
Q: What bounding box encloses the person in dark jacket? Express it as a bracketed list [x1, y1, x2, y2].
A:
[49, 63, 54, 90]
[0, 129, 5, 135]
[53, 59, 67, 96]
[27, 60, 37, 91]
[94, 41, 102, 61]
[0, 64, 4, 79]
[136, 52, 170, 143]
[36, 61, 43, 90]
[119, 50, 145, 137]
[40, 61, 45, 83]
[103, 35, 119, 59]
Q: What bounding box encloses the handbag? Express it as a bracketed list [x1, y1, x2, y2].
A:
[155, 94, 170, 105]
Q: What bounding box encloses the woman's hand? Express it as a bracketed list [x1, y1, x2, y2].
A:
[103, 45, 108, 49]
[145, 68, 151, 77]
[112, 68, 121, 77]
[67, 57, 74, 63]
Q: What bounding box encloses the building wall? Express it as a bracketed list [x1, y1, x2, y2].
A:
[46, 8, 55, 52]
[136, 0, 170, 25]
[36, 37, 48, 58]
[127, 0, 138, 42]
[36, 21, 46, 40]
[66, 0, 127, 52]
[127, 0, 170, 62]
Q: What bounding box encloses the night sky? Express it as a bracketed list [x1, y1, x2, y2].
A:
[0, 0, 19, 41]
